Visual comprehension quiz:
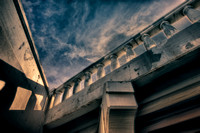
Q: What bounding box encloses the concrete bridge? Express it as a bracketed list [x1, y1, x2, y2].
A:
[1, 0, 200, 133]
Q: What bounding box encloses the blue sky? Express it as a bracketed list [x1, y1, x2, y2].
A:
[22, 0, 185, 89]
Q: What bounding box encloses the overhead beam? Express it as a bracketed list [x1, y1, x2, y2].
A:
[99, 81, 138, 133]
[45, 22, 200, 128]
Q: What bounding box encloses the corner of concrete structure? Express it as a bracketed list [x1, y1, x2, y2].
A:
[0, 0, 49, 132]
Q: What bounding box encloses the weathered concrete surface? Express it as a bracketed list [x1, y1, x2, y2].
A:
[135, 46, 200, 132]
[45, 22, 200, 128]
[0, 0, 48, 133]
[99, 81, 137, 133]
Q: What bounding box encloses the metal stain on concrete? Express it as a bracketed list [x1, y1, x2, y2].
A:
[18, 42, 25, 50]
[185, 42, 194, 49]
[24, 48, 33, 61]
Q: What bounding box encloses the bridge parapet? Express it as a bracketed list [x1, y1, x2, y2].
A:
[48, 0, 200, 111]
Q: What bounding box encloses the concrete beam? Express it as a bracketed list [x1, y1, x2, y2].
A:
[45, 22, 200, 128]
[99, 81, 138, 133]
[0, 0, 48, 132]
[55, 0, 200, 92]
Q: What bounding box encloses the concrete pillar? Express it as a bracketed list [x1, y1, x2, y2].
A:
[73, 78, 81, 94]
[62, 84, 72, 101]
[183, 5, 200, 23]
[99, 81, 138, 133]
[110, 54, 119, 71]
[53, 90, 63, 106]
[160, 21, 177, 37]
[49, 90, 56, 109]
[141, 34, 156, 50]
[84, 71, 92, 88]
[124, 44, 134, 62]
[97, 63, 105, 79]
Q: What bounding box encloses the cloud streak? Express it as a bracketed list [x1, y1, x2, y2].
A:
[22, 0, 185, 89]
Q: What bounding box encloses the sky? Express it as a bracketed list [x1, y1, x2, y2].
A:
[21, 0, 185, 89]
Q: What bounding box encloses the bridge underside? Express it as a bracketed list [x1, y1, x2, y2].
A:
[1, 0, 200, 132]
[44, 44, 200, 132]
[44, 9, 200, 132]
[134, 47, 200, 132]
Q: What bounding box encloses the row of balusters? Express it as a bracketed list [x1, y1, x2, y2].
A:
[49, 5, 200, 108]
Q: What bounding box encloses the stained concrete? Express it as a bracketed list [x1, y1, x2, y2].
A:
[0, 0, 48, 133]
[45, 22, 200, 129]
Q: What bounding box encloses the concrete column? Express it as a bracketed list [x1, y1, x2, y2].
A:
[49, 90, 56, 109]
[97, 63, 105, 79]
[53, 90, 63, 106]
[183, 5, 200, 23]
[160, 21, 177, 37]
[124, 44, 134, 62]
[110, 54, 119, 71]
[62, 84, 72, 101]
[84, 71, 92, 88]
[141, 34, 156, 50]
[73, 78, 81, 94]
[99, 81, 138, 133]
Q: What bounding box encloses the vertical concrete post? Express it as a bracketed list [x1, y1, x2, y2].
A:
[62, 84, 72, 101]
[124, 44, 135, 62]
[49, 90, 56, 109]
[160, 21, 177, 37]
[141, 34, 156, 50]
[183, 5, 200, 23]
[97, 63, 105, 79]
[84, 71, 92, 88]
[72, 78, 81, 94]
[99, 81, 138, 133]
[53, 90, 63, 106]
[110, 54, 119, 71]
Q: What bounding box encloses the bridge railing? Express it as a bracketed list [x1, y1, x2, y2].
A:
[48, 0, 200, 109]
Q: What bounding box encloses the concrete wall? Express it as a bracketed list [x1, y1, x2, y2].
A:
[0, 0, 49, 132]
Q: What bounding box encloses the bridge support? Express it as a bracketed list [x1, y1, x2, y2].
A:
[99, 81, 138, 133]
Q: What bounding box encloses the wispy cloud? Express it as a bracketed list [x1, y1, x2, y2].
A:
[22, 0, 185, 89]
